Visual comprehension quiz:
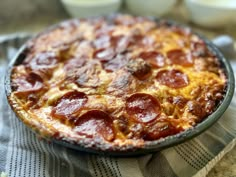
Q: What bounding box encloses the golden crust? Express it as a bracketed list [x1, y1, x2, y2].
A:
[9, 14, 226, 150]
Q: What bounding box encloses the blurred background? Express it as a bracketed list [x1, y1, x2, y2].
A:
[0, 0, 68, 34]
[0, 0, 236, 40]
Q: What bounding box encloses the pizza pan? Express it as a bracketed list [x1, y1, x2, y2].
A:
[4, 16, 235, 156]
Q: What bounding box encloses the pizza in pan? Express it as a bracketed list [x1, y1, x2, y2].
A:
[8, 14, 226, 150]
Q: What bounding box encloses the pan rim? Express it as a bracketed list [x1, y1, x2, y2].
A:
[4, 15, 235, 156]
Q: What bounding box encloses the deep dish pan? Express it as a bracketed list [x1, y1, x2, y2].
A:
[5, 15, 235, 156]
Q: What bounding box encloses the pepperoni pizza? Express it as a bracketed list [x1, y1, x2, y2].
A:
[9, 15, 226, 150]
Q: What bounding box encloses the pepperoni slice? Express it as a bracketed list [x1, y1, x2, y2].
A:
[144, 121, 183, 140]
[51, 90, 88, 119]
[110, 35, 130, 53]
[93, 48, 115, 62]
[126, 93, 161, 123]
[74, 110, 115, 141]
[156, 69, 189, 88]
[167, 49, 193, 66]
[93, 35, 129, 54]
[128, 29, 154, 48]
[93, 35, 111, 49]
[27, 51, 58, 70]
[12, 72, 43, 93]
[104, 54, 128, 72]
[129, 33, 144, 47]
[139, 51, 165, 68]
[64, 57, 86, 72]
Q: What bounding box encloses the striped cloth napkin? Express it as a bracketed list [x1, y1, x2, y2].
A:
[0, 34, 235, 177]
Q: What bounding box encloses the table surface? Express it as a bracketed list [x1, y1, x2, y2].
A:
[0, 3, 235, 177]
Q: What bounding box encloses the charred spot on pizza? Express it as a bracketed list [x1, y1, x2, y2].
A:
[126, 58, 152, 80]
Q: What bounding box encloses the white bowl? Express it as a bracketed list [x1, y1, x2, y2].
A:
[184, 0, 236, 28]
[125, 0, 177, 17]
[61, 0, 121, 18]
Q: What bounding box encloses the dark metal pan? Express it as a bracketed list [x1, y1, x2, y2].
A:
[4, 16, 235, 156]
